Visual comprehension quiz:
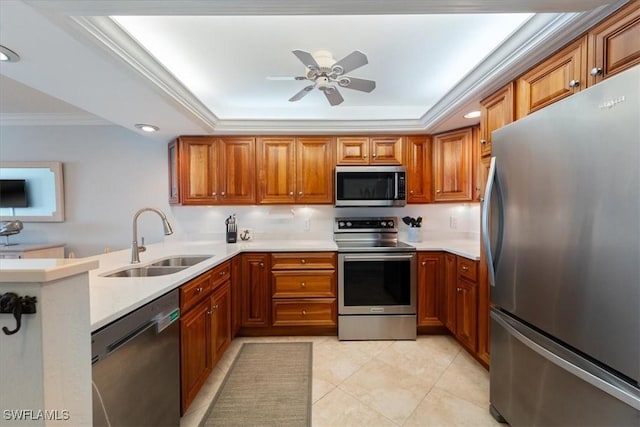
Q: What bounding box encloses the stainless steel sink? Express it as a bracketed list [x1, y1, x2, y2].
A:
[102, 265, 188, 278]
[149, 255, 212, 267]
[100, 255, 213, 278]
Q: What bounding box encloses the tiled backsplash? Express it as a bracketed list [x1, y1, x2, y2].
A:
[169, 203, 480, 242]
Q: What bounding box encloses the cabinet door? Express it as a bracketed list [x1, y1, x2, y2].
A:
[417, 252, 444, 327]
[256, 137, 296, 204]
[479, 82, 514, 157]
[168, 140, 180, 204]
[180, 299, 212, 414]
[516, 35, 588, 119]
[455, 278, 478, 353]
[588, 1, 640, 86]
[433, 128, 474, 202]
[444, 253, 457, 331]
[211, 281, 231, 364]
[370, 136, 403, 164]
[296, 137, 334, 204]
[220, 137, 256, 204]
[241, 253, 270, 327]
[179, 137, 220, 204]
[336, 136, 369, 165]
[405, 135, 433, 204]
[231, 256, 242, 338]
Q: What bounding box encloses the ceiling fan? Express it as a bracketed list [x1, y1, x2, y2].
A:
[268, 50, 376, 106]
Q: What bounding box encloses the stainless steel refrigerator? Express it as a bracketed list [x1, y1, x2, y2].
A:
[483, 65, 640, 425]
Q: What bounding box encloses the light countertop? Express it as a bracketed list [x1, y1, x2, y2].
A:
[88, 236, 479, 332]
[0, 258, 99, 283]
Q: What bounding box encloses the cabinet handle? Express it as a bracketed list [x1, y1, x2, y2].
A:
[480, 139, 487, 145]
[363, 154, 367, 158]
[196, 287, 203, 293]
[301, 309, 307, 316]
[289, 191, 294, 197]
[372, 153, 377, 158]
[259, 262, 264, 267]
[421, 261, 426, 266]
[568, 79, 580, 88]
[212, 192, 217, 196]
[300, 282, 306, 288]
[207, 310, 212, 315]
[456, 288, 462, 293]
[590, 67, 603, 77]
[436, 189, 441, 193]
[221, 191, 226, 196]
[213, 304, 219, 310]
[219, 271, 225, 276]
[300, 259, 306, 264]
[461, 266, 470, 272]
[410, 190, 414, 195]
[298, 191, 303, 196]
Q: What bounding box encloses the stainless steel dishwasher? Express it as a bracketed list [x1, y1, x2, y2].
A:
[91, 289, 180, 427]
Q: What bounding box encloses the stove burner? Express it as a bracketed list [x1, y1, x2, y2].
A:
[334, 217, 416, 253]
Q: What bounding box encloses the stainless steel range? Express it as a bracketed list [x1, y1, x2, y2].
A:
[334, 217, 417, 340]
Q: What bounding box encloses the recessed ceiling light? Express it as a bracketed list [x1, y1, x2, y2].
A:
[135, 124, 159, 132]
[463, 110, 481, 119]
[0, 45, 20, 62]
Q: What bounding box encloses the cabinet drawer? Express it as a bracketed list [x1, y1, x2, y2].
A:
[272, 299, 337, 326]
[211, 261, 231, 288]
[180, 271, 213, 312]
[457, 257, 478, 282]
[272, 271, 336, 298]
[271, 252, 336, 270]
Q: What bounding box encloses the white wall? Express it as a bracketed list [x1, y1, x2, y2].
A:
[0, 125, 479, 256]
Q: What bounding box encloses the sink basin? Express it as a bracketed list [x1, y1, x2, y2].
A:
[149, 255, 212, 267]
[102, 265, 188, 278]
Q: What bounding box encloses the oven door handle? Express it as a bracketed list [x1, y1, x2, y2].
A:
[342, 254, 415, 261]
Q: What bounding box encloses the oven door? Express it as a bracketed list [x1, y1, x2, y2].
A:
[338, 252, 416, 315]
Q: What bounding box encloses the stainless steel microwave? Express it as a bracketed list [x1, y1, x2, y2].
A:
[335, 166, 407, 207]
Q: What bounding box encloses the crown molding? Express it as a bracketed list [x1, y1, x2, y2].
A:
[0, 113, 110, 126]
[210, 118, 428, 135]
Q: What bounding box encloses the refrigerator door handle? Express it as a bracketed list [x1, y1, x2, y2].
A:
[482, 156, 502, 287]
[492, 309, 640, 411]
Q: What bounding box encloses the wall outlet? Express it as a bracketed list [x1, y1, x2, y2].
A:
[239, 228, 253, 241]
[449, 216, 458, 229]
[303, 218, 311, 231]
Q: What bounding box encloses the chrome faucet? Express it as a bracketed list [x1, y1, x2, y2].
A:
[131, 207, 174, 264]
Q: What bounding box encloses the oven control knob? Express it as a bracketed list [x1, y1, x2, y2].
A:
[387, 220, 394, 228]
[380, 221, 386, 227]
[338, 221, 345, 227]
[346, 221, 352, 227]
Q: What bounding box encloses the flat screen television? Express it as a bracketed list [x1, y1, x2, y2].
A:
[0, 179, 28, 208]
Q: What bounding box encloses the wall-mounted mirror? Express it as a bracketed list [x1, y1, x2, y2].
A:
[0, 162, 65, 222]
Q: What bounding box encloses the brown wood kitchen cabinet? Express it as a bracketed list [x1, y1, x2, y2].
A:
[417, 252, 445, 328]
[516, 35, 588, 119]
[241, 253, 271, 327]
[174, 136, 256, 205]
[257, 136, 334, 204]
[444, 254, 479, 355]
[179, 261, 232, 414]
[271, 252, 337, 328]
[405, 135, 433, 204]
[587, 1, 640, 86]
[479, 82, 515, 158]
[336, 135, 403, 165]
[433, 127, 475, 202]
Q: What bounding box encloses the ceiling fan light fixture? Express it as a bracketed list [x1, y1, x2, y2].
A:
[0, 45, 20, 62]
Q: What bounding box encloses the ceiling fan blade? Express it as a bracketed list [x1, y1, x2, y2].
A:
[267, 76, 307, 81]
[292, 50, 320, 71]
[339, 77, 376, 93]
[323, 86, 344, 106]
[288, 84, 315, 102]
[332, 50, 368, 75]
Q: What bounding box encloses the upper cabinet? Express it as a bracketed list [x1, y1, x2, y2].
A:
[587, 1, 640, 86]
[516, 35, 588, 119]
[479, 82, 515, 158]
[405, 135, 433, 204]
[433, 127, 476, 202]
[175, 136, 256, 205]
[336, 136, 403, 165]
[257, 136, 334, 204]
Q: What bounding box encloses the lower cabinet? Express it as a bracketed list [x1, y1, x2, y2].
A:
[241, 253, 270, 327]
[179, 261, 232, 414]
[417, 252, 445, 328]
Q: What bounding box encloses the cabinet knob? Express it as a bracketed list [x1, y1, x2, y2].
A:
[213, 304, 219, 310]
[436, 189, 441, 193]
[212, 192, 217, 196]
[568, 79, 580, 88]
[421, 261, 426, 266]
[480, 139, 487, 145]
[410, 190, 414, 195]
[221, 191, 226, 196]
[590, 67, 603, 77]
[461, 265, 470, 272]
[219, 271, 225, 276]
[259, 262, 264, 267]
[196, 287, 203, 293]
[298, 191, 303, 196]
[301, 309, 307, 316]
[363, 154, 368, 158]
[300, 259, 306, 264]
[289, 191, 294, 196]
[207, 310, 212, 315]
[456, 288, 462, 293]
[300, 282, 306, 288]
[372, 153, 377, 158]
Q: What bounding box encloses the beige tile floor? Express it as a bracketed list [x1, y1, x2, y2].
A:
[181, 335, 501, 427]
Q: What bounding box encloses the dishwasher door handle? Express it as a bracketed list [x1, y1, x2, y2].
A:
[106, 320, 156, 357]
